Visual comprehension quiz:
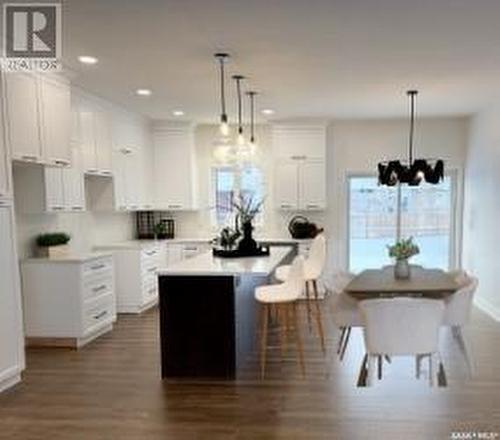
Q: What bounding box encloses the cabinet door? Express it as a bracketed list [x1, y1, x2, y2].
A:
[273, 125, 326, 160]
[44, 167, 66, 212]
[300, 161, 326, 210]
[94, 111, 113, 175]
[62, 145, 85, 212]
[4, 73, 41, 162]
[0, 81, 11, 199]
[80, 111, 97, 173]
[112, 149, 129, 211]
[0, 204, 24, 385]
[274, 162, 299, 210]
[39, 76, 71, 166]
[125, 152, 142, 211]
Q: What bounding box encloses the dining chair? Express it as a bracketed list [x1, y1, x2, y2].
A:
[442, 275, 478, 377]
[329, 271, 362, 360]
[274, 234, 327, 353]
[448, 269, 470, 287]
[255, 256, 306, 379]
[359, 298, 445, 387]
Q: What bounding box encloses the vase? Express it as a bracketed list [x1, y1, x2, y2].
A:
[237, 221, 258, 254]
[394, 259, 410, 279]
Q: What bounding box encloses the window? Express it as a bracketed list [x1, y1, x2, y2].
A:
[348, 175, 455, 272]
[212, 165, 265, 227]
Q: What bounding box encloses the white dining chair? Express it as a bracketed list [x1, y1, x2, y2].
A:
[448, 269, 470, 287]
[274, 234, 327, 353]
[442, 275, 478, 377]
[255, 256, 306, 379]
[359, 298, 445, 387]
[329, 271, 362, 360]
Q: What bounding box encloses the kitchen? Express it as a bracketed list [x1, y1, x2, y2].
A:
[0, 1, 499, 439]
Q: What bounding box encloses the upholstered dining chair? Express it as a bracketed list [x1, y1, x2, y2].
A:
[359, 298, 445, 387]
[442, 275, 478, 377]
[274, 234, 327, 353]
[255, 256, 306, 379]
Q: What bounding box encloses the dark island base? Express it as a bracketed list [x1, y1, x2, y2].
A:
[159, 274, 267, 379]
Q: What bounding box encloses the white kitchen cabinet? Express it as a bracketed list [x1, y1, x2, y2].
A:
[153, 123, 198, 210]
[38, 75, 71, 166]
[0, 78, 12, 200]
[80, 110, 113, 176]
[272, 124, 326, 160]
[21, 254, 116, 348]
[4, 72, 42, 163]
[4, 73, 71, 166]
[275, 159, 326, 211]
[13, 153, 85, 213]
[165, 242, 211, 266]
[94, 243, 161, 313]
[0, 201, 25, 392]
[275, 162, 300, 210]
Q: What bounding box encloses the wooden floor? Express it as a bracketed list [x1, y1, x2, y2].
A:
[1, 300, 499, 440]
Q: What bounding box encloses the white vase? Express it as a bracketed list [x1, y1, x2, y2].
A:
[394, 259, 410, 279]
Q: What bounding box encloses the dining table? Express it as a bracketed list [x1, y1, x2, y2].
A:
[343, 265, 460, 387]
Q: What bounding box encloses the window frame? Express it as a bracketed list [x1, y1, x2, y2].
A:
[346, 170, 459, 273]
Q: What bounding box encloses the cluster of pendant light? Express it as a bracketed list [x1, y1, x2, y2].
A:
[213, 53, 261, 165]
[377, 90, 444, 186]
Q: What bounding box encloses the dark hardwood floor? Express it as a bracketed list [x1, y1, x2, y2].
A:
[1, 300, 499, 440]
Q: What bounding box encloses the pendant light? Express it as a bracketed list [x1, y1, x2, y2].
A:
[245, 90, 260, 158]
[214, 53, 230, 136]
[232, 75, 246, 147]
[377, 90, 444, 186]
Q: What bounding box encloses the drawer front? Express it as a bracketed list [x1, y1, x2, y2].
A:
[141, 246, 160, 260]
[83, 275, 113, 301]
[83, 294, 115, 333]
[82, 257, 113, 280]
[142, 281, 158, 303]
[141, 260, 159, 277]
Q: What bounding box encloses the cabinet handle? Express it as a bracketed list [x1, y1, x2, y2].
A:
[101, 171, 112, 176]
[291, 155, 307, 160]
[51, 206, 65, 211]
[144, 250, 157, 256]
[148, 267, 158, 273]
[0, 200, 8, 206]
[92, 284, 108, 293]
[90, 263, 106, 271]
[168, 204, 182, 209]
[86, 169, 98, 174]
[21, 155, 38, 162]
[93, 310, 108, 320]
[306, 204, 320, 209]
[280, 204, 293, 209]
[72, 206, 83, 211]
[53, 159, 70, 166]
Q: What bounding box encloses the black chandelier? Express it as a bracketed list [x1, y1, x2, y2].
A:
[377, 90, 444, 186]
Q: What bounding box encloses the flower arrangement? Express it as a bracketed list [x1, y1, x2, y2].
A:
[387, 237, 420, 261]
[231, 194, 264, 225]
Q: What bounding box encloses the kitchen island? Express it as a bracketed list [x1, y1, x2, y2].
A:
[157, 246, 293, 379]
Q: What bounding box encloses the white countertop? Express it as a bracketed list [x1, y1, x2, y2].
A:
[158, 246, 293, 277]
[22, 251, 112, 264]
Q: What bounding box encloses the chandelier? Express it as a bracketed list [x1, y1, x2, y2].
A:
[377, 90, 444, 186]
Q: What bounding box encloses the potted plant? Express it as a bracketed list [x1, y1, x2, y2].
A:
[214, 227, 241, 250]
[232, 194, 264, 253]
[154, 220, 168, 240]
[36, 232, 71, 258]
[387, 237, 420, 279]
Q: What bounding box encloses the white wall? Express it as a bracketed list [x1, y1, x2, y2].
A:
[463, 108, 500, 321]
[166, 118, 468, 278]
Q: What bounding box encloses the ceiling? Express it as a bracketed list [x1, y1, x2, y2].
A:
[63, 0, 500, 122]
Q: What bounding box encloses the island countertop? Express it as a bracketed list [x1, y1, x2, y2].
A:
[157, 246, 293, 277]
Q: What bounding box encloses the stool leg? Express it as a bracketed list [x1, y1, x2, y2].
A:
[260, 304, 269, 379]
[292, 302, 305, 377]
[282, 304, 289, 355]
[304, 281, 312, 333]
[312, 280, 326, 354]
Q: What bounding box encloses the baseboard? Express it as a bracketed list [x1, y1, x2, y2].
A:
[0, 366, 22, 393]
[118, 298, 158, 314]
[474, 296, 500, 322]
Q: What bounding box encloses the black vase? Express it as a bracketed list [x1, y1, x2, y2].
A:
[238, 221, 258, 254]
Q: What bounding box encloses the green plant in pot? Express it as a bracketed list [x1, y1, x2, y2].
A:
[154, 220, 168, 239]
[387, 237, 420, 279]
[36, 232, 71, 258]
[214, 227, 241, 250]
[232, 194, 264, 253]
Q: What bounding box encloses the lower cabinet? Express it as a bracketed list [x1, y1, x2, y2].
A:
[20, 254, 116, 348]
[0, 201, 25, 392]
[95, 243, 161, 314]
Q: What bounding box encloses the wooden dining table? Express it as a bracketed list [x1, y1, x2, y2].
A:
[344, 265, 460, 299]
[344, 265, 460, 387]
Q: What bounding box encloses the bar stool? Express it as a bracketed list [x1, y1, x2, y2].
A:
[274, 234, 326, 353]
[255, 256, 306, 379]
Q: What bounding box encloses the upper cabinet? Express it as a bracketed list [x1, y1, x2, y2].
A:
[272, 124, 326, 160]
[4, 72, 71, 166]
[153, 123, 198, 211]
[272, 124, 327, 211]
[79, 109, 113, 176]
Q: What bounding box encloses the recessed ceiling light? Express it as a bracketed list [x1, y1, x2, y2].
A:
[136, 89, 152, 96]
[261, 109, 275, 115]
[172, 110, 185, 116]
[78, 55, 98, 65]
